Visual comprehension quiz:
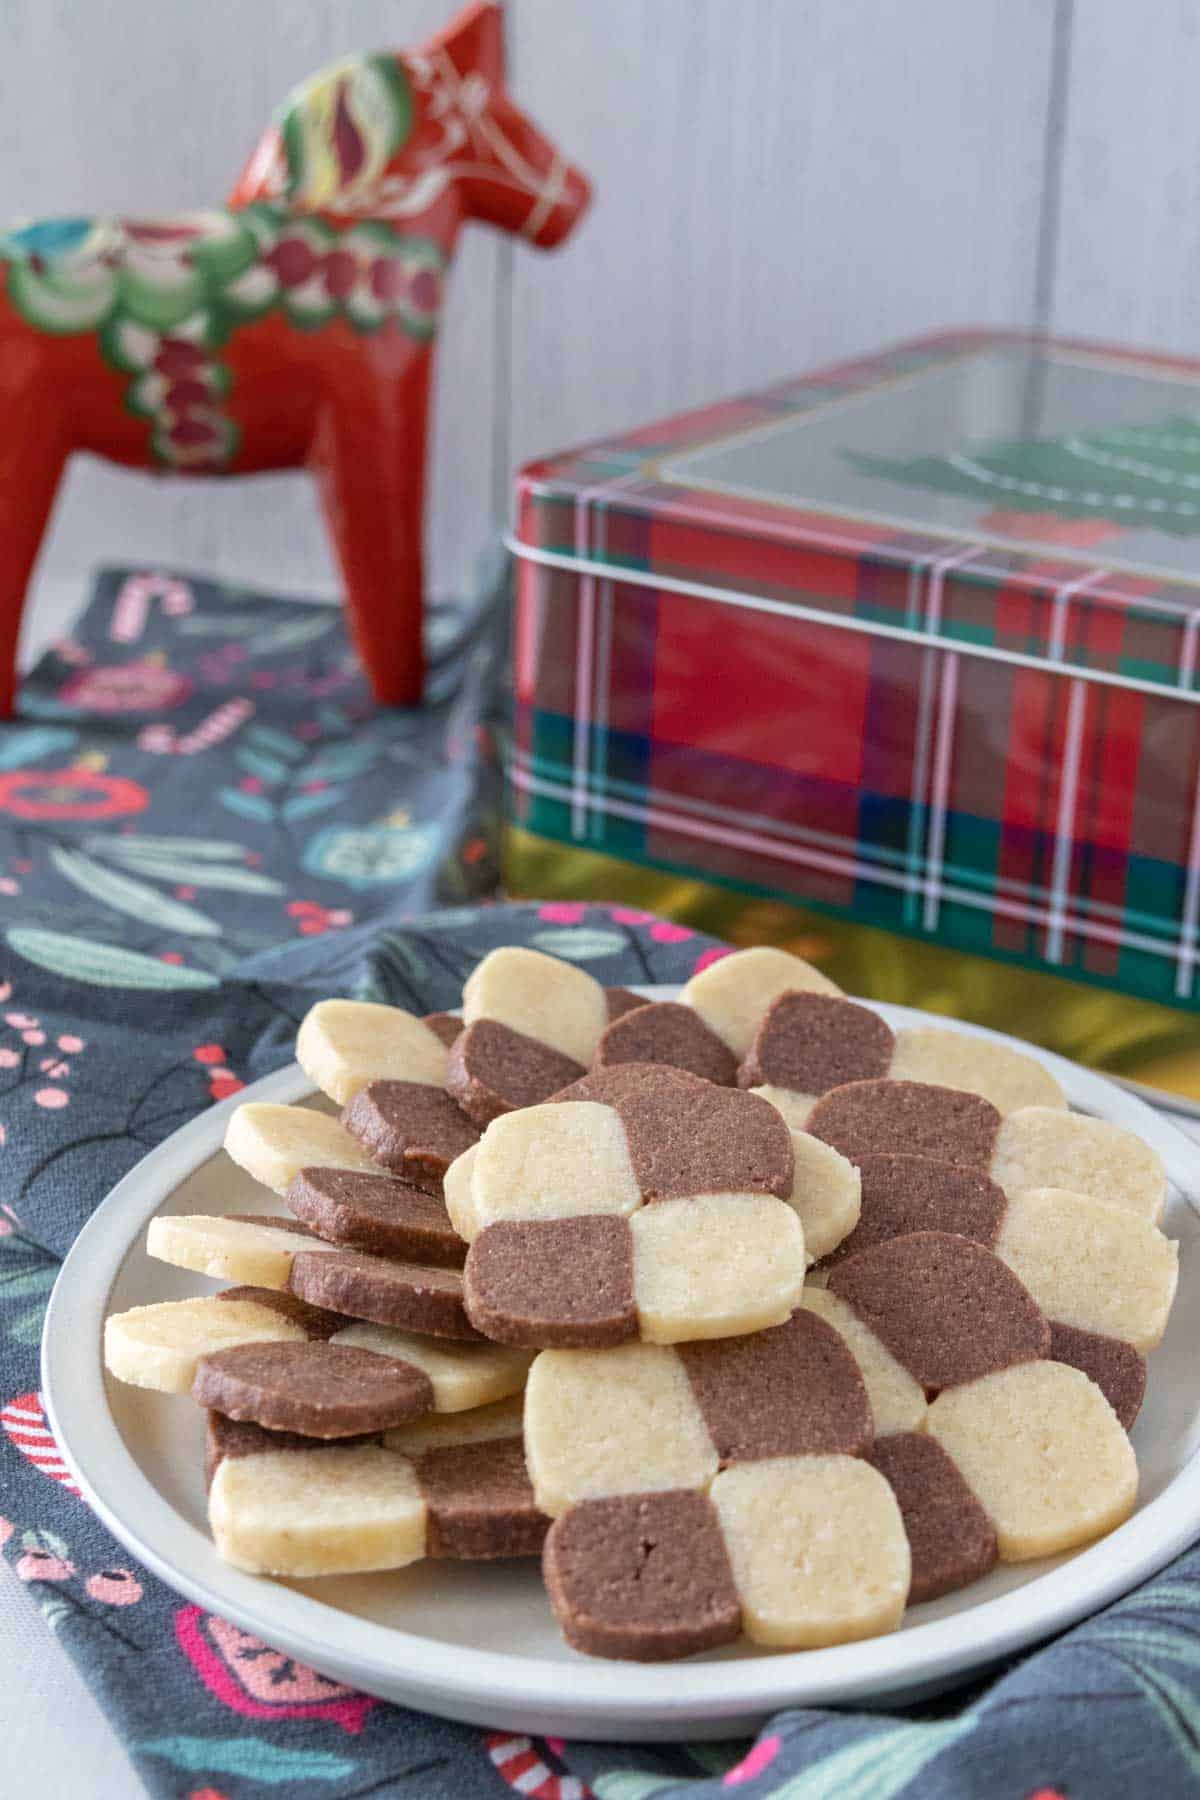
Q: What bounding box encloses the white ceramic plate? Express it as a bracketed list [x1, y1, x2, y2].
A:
[43, 990, 1200, 1741]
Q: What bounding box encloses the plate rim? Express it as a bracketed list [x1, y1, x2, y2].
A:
[42, 987, 1200, 1734]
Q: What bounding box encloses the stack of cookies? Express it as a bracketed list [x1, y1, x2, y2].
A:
[104, 943, 1179, 1660]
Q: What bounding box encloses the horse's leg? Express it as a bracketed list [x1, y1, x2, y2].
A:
[310, 364, 429, 708]
[0, 397, 67, 717]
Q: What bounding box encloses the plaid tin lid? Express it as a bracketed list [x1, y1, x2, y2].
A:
[510, 331, 1200, 1011]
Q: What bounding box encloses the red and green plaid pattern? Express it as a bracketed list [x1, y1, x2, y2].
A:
[511, 331, 1200, 1010]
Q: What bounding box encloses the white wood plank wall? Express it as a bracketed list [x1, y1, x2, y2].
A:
[1, 0, 1191, 662]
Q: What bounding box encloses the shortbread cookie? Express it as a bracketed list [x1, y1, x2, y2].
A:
[285, 1167, 465, 1266]
[786, 1130, 861, 1262]
[225, 1103, 381, 1195]
[827, 1231, 1050, 1393]
[146, 1213, 340, 1289]
[927, 1360, 1138, 1560]
[605, 986, 647, 1022]
[710, 1454, 910, 1649]
[330, 1322, 531, 1413]
[340, 1080, 479, 1191]
[296, 999, 449, 1104]
[543, 1490, 742, 1660]
[680, 946, 842, 1059]
[462, 945, 608, 1067]
[523, 1310, 868, 1517]
[809, 1080, 1002, 1168]
[990, 1107, 1167, 1223]
[445, 1019, 586, 1127]
[821, 1154, 1008, 1270]
[209, 1443, 427, 1575]
[627, 1192, 806, 1344]
[1048, 1323, 1146, 1431]
[866, 1432, 998, 1603]
[208, 1401, 546, 1575]
[192, 1340, 435, 1437]
[740, 992, 1066, 1119]
[460, 1101, 642, 1240]
[105, 1292, 312, 1394]
[524, 1341, 720, 1518]
[594, 1002, 738, 1085]
[993, 1187, 1177, 1353]
[888, 1027, 1065, 1115]
[801, 1287, 927, 1437]
[382, 1391, 525, 1455]
[288, 1248, 481, 1341]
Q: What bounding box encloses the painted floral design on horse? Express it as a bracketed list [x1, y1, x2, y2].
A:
[0, 206, 447, 470]
[0, 2, 591, 719]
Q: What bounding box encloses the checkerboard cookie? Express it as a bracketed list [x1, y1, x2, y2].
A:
[826, 1204, 1172, 1418]
[146, 1213, 340, 1289]
[742, 993, 1066, 1126]
[446, 947, 609, 1124]
[865, 1433, 998, 1603]
[825, 1230, 1051, 1394]
[294, 997, 481, 1198]
[593, 1002, 739, 1084]
[811, 1157, 1170, 1425]
[530, 1311, 912, 1656]
[808, 1080, 1167, 1222]
[105, 1286, 340, 1394]
[148, 1210, 481, 1340]
[679, 946, 843, 1060]
[223, 1096, 469, 1264]
[340, 1081, 478, 1195]
[207, 1398, 546, 1575]
[297, 999, 450, 1105]
[193, 1339, 437, 1437]
[118, 937, 1179, 1655]
[545, 1457, 911, 1659]
[450, 1081, 807, 1345]
[284, 1166, 466, 1266]
[106, 1283, 531, 1404]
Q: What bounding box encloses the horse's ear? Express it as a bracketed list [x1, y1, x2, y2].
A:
[437, 0, 505, 84]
